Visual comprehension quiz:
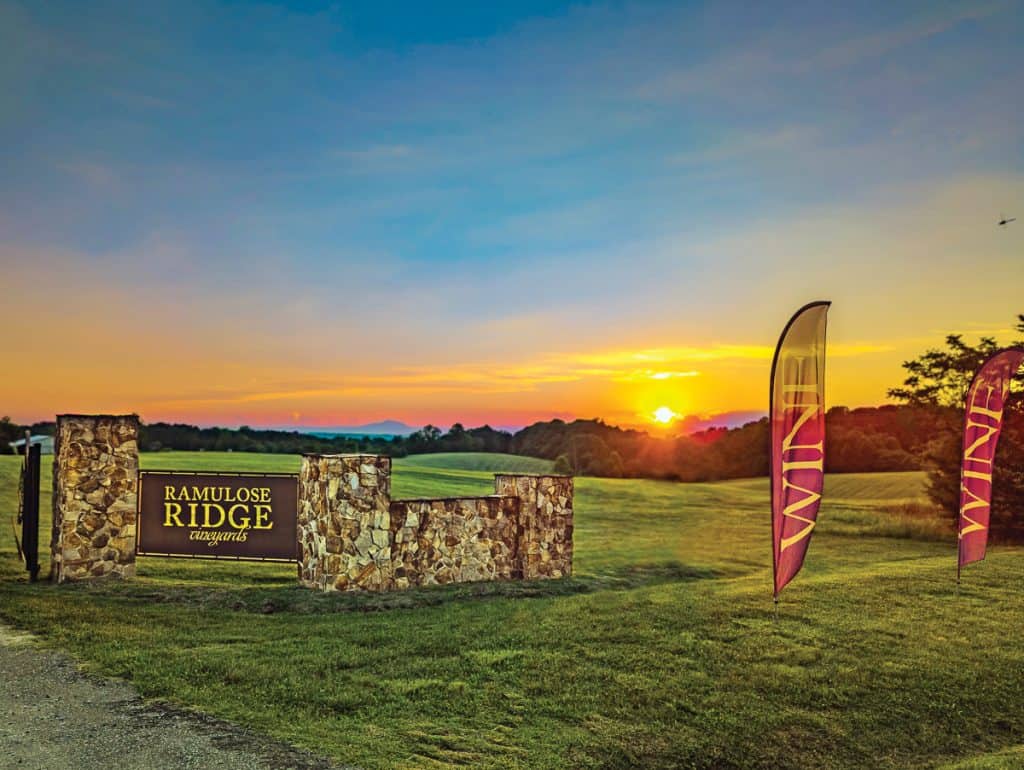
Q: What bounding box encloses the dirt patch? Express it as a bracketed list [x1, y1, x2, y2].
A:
[0, 624, 350, 769]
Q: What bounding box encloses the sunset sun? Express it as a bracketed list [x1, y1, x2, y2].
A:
[653, 406, 678, 424]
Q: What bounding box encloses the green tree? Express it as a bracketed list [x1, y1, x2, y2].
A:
[0, 416, 24, 454]
[888, 314, 1024, 539]
[552, 453, 572, 474]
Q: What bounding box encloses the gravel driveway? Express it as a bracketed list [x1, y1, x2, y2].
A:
[0, 625, 344, 770]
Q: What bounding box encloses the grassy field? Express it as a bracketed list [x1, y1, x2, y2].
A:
[1, 451, 1022, 769]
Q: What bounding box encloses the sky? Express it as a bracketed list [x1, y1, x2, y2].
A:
[1, 0, 1022, 431]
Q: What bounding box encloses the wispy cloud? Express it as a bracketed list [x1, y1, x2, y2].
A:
[106, 88, 175, 110]
[636, 0, 1011, 102]
[54, 160, 118, 187]
[637, 370, 700, 381]
[567, 342, 892, 368]
[810, 0, 1008, 71]
[669, 126, 819, 166]
[329, 144, 415, 165]
[138, 337, 895, 411]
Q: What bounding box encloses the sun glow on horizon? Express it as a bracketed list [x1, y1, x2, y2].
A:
[652, 406, 679, 424]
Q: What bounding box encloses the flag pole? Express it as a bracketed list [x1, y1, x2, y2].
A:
[956, 370, 971, 589]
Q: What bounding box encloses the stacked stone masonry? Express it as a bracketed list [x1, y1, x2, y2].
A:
[50, 414, 139, 583]
[298, 453, 573, 592]
[495, 474, 574, 580]
[298, 455, 392, 591]
[389, 496, 520, 590]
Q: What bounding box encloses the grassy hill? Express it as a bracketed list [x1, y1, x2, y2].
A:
[395, 452, 553, 474]
[1, 452, 1020, 769]
[133, 450, 553, 475]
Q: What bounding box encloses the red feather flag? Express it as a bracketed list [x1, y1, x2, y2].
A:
[957, 347, 1024, 577]
[770, 301, 830, 599]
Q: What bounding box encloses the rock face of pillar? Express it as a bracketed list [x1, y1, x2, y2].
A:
[50, 414, 139, 583]
[495, 474, 574, 579]
[298, 454, 393, 591]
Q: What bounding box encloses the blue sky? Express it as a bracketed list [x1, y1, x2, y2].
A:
[2, 0, 1022, 428]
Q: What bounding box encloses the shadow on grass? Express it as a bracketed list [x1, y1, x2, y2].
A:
[1, 560, 724, 616]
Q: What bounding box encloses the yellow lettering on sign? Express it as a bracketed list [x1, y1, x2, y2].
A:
[227, 504, 251, 530]
[963, 469, 993, 482]
[957, 384, 1004, 538]
[963, 385, 1001, 465]
[781, 385, 823, 454]
[959, 482, 989, 538]
[963, 419, 999, 466]
[253, 504, 273, 530]
[164, 502, 184, 527]
[782, 459, 825, 473]
[202, 503, 226, 528]
[160, 482, 278, 533]
[967, 385, 1001, 421]
[777, 382, 824, 553]
[779, 477, 821, 551]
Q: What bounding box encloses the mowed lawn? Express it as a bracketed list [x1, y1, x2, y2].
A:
[1, 451, 1022, 769]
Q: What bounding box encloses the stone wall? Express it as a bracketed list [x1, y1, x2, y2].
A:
[50, 414, 139, 583]
[389, 496, 519, 589]
[297, 453, 573, 592]
[495, 474, 574, 580]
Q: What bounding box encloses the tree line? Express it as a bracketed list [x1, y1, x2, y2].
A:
[0, 404, 939, 479]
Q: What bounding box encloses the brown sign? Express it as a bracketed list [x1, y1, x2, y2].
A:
[138, 471, 298, 561]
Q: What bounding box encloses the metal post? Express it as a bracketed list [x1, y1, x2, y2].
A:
[21, 442, 41, 582]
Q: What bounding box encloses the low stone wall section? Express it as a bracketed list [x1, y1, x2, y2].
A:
[389, 496, 520, 589]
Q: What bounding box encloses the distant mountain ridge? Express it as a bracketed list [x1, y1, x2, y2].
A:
[303, 420, 419, 436]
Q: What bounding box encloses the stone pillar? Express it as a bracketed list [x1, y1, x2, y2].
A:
[494, 474, 574, 579]
[50, 414, 139, 583]
[297, 454, 392, 592]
